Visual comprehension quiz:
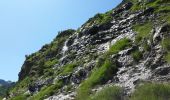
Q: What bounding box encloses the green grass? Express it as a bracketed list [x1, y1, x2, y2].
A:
[131, 2, 143, 11]
[9, 95, 28, 100]
[59, 63, 77, 76]
[30, 81, 63, 100]
[0, 96, 3, 100]
[19, 29, 75, 81]
[91, 86, 123, 100]
[131, 49, 143, 62]
[107, 38, 131, 55]
[76, 38, 131, 100]
[76, 59, 117, 100]
[162, 37, 170, 63]
[168, 16, 170, 24]
[133, 22, 153, 43]
[165, 52, 170, 63]
[143, 41, 151, 52]
[157, 5, 170, 13]
[158, 13, 170, 24]
[44, 59, 58, 68]
[131, 83, 170, 100]
[10, 77, 31, 94]
[130, 0, 170, 12]
[162, 37, 170, 51]
[95, 12, 113, 25]
[84, 10, 113, 27]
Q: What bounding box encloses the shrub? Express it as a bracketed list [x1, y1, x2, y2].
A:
[91, 86, 123, 100]
[131, 83, 170, 100]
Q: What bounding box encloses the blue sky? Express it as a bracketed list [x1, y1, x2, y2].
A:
[0, 0, 122, 81]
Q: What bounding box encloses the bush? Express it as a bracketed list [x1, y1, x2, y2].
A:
[91, 86, 123, 100]
[131, 83, 170, 100]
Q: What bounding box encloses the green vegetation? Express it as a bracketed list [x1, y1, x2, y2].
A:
[14, 29, 75, 95]
[0, 86, 8, 98]
[94, 11, 113, 25]
[59, 63, 78, 76]
[76, 38, 131, 100]
[44, 59, 58, 68]
[143, 41, 151, 52]
[133, 22, 153, 43]
[30, 81, 63, 100]
[160, 15, 170, 24]
[131, 2, 144, 11]
[0, 85, 11, 100]
[168, 16, 170, 24]
[130, 0, 170, 13]
[162, 37, 170, 63]
[76, 59, 116, 100]
[162, 37, 170, 51]
[19, 29, 75, 80]
[10, 77, 31, 94]
[0, 96, 3, 100]
[165, 52, 170, 63]
[131, 49, 143, 62]
[147, 0, 170, 13]
[9, 95, 28, 100]
[131, 83, 170, 100]
[107, 38, 131, 55]
[91, 86, 123, 100]
[84, 10, 113, 27]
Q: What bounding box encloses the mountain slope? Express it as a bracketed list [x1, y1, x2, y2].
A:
[7, 0, 170, 100]
[0, 79, 14, 99]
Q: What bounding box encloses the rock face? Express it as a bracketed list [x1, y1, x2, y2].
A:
[8, 0, 170, 100]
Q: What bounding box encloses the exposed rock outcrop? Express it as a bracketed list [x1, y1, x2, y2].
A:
[7, 0, 170, 100]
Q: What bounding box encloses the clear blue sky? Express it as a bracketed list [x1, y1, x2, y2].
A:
[0, 0, 122, 81]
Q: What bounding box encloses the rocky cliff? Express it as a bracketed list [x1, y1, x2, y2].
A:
[7, 0, 170, 100]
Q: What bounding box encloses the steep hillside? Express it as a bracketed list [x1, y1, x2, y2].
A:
[6, 0, 170, 100]
[0, 80, 14, 99]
